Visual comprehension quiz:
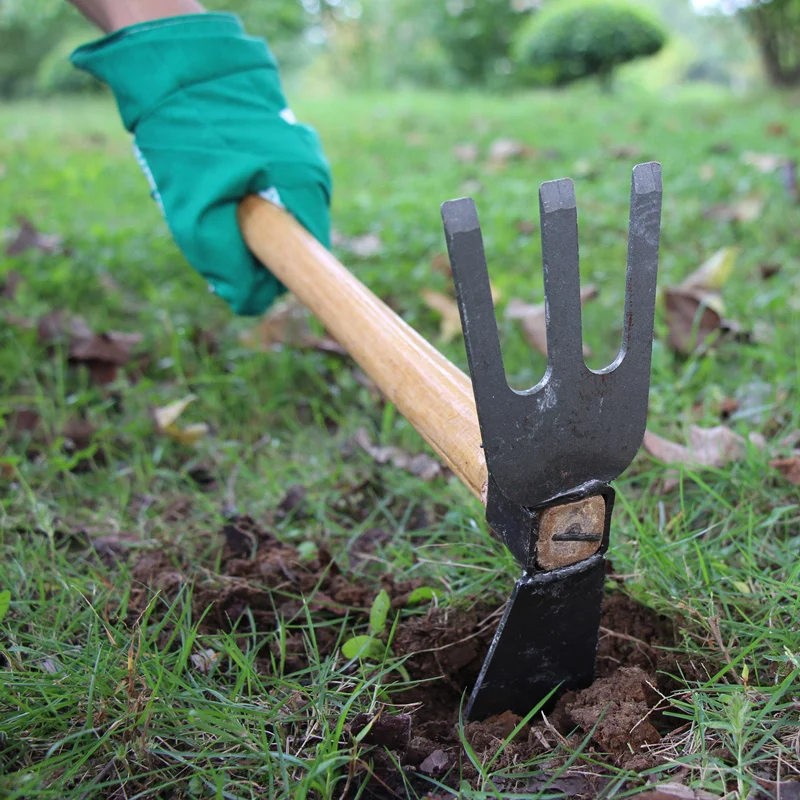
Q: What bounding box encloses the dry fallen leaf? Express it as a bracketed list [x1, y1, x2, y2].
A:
[419, 748, 449, 775]
[608, 143, 643, 160]
[430, 252, 452, 279]
[682, 246, 738, 293]
[488, 138, 532, 165]
[1, 270, 22, 300]
[635, 783, 721, 800]
[453, 143, 479, 163]
[663, 247, 739, 356]
[240, 296, 346, 356]
[704, 194, 764, 223]
[191, 649, 220, 675]
[740, 151, 785, 173]
[699, 163, 715, 182]
[354, 427, 443, 482]
[643, 425, 747, 469]
[240, 297, 311, 350]
[769, 457, 800, 486]
[759, 263, 781, 280]
[5, 216, 63, 256]
[506, 286, 598, 358]
[421, 289, 462, 342]
[664, 290, 722, 356]
[36, 310, 141, 385]
[514, 219, 538, 235]
[348, 233, 383, 258]
[153, 395, 209, 445]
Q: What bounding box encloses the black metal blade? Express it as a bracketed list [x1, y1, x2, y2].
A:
[465, 556, 606, 721]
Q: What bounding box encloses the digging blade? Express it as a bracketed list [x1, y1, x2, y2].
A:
[465, 556, 606, 721]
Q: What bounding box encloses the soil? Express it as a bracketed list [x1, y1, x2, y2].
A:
[125, 516, 703, 798]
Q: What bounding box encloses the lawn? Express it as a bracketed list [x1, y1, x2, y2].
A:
[1, 84, 799, 799]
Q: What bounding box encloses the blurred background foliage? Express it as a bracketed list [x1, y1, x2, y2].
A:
[0, 0, 790, 97]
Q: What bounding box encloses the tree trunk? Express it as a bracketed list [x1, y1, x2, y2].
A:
[743, 2, 800, 88]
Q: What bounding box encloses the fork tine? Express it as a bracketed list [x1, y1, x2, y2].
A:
[619, 162, 662, 372]
[539, 179, 585, 377]
[442, 198, 508, 408]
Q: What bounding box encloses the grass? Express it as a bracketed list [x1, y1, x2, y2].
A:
[2, 82, 800, 798]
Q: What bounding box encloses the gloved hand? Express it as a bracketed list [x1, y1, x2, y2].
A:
[71, 13, 331, 315]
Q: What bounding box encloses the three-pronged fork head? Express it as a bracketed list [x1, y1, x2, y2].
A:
[441, 164, 661, 719]
[442, 162, 662, 515]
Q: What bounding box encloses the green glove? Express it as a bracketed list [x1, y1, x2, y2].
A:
[71, 13, 332, 316]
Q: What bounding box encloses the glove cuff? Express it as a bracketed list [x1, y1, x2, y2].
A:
[70, 13, 283, 131]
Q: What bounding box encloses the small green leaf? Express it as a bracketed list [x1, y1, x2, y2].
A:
[0, 590, 10, 624]
[407, 586, 439, 606]
[297, 541, 318, 563]
[369, 589, 391, 635]
[342, 635, 386, 661]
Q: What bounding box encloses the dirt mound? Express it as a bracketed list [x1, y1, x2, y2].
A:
[127, 521, 698, 793]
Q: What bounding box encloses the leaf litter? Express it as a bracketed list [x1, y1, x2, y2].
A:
[36, 309, 142, 385]
[507, 285, 598, 358]
[663, 247, 742, 356]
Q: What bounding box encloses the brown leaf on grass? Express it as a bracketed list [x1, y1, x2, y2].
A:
[759, 263, 782, 280]
[643, 425, 747, 469]
[769, 457, 800, 485]
[636, 784, 721, 800]
[152, 395, 209, 446]
[664, 290, 722, 356]
[62, 418, 105, 472]
[514, 219, 538, 235]
[240, 297, 346, 355]
[664, 247, 739, 356]
[754, 780, 800, 800]
[608, 143, 643, 160]
[354, 427, 443, 482]
[420, 290, 462, 342]
[704, 194, 764, 223]
[4, 409, 40, 436]
[430, 252, 452, 280]
[1, 270, 22, 300]
[488, 138, 533, 165]
[740, 151, 785, 173]
[37, 310, 141, 385]
[419, 749, 449, 775]
[5, 217, 63, 256]
[348, 233, 383, 258]
[453, 143, 479, 163]
[699, 163, 715, 182]
[506, 286, 598, 358]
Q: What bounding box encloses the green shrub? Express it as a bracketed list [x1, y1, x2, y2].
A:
[513, 0, 666, 88]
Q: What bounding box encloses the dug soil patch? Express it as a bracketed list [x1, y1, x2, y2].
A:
[126, 517, 699, 796]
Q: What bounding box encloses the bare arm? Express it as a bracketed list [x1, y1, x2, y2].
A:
[68, 0, 206, 33]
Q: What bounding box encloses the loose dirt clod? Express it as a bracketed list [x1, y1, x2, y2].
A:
[565, 666, 661, 756]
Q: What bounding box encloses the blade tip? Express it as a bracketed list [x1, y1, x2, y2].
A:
[441, 197, 480, 234]
[539, 178, 576, 213]
[632, 161, 662, 195]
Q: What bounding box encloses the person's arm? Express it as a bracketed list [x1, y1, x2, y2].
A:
[68, 0, 205, 32]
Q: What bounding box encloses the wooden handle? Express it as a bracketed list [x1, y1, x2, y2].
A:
[238, 195, 487, 501]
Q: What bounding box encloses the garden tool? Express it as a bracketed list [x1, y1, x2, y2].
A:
[238, 161, 662, 720]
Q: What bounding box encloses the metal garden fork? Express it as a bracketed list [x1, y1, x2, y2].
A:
[441, 162, 662, 720]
